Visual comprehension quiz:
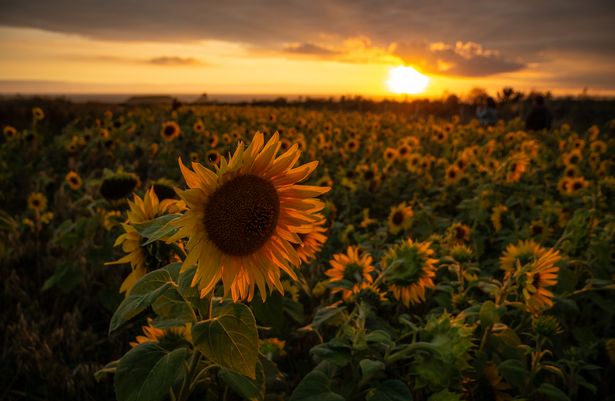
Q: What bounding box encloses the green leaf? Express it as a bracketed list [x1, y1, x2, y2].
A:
[109, 269, 173, 333]
[311, 305, 346, 329]
[218, 361, 265, 401]
[359, 359, 385, 386]
[288, 370, 345, 401]
[132, 214, 181, 245]
[366, 380, 413, 401]
[498, 359, 530, 390]
[114, 344, 187, 401]
[152, 287, 196, 324]
[310, 343, 351, 367]
[427, 389, 462, 401]
[365, 330, 395, 349]
[192, 303, 259, 379]
[536, 383, 570, 401]
[479, 301, 499, 328]
[42, 263, 82, 293]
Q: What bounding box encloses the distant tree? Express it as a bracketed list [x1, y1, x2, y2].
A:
[498, 87, 524, 103]
[467, 87, 488, 105]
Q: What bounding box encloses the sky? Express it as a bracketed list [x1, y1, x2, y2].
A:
[0, 0, 614, 98]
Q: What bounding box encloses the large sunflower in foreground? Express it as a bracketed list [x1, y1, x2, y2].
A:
[382, 238, 438, 306]
[107, 188, 176, 294]
[169, 132, 330, 302]
[325, 246, 374, 300]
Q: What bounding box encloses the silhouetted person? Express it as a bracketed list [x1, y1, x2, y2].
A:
[525, 95, 552, 131]
[476, 97, 497, 126]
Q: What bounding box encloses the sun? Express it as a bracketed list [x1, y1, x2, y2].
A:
[386, 66, 430, 95]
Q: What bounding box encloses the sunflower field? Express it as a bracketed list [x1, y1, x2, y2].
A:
[1, 103, 615, 401]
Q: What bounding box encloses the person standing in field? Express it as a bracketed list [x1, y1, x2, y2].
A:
[476, 96, 498, 126]
[525, 95, 553, 131]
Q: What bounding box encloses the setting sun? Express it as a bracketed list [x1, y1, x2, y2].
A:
[386, 66, 430, 95]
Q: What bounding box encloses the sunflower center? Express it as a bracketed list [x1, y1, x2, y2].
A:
[204, 174, 280, 256]
[392, 211, 404, 226]
[164, 125, 176, 136]
[342, 262, 364, 282]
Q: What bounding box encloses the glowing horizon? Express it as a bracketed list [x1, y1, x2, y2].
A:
[0, 23, 613, 98]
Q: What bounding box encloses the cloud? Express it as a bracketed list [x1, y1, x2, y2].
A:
[147, 56, 201, 66]
[60, 54, 206, 66]
[283, 43, 339, 56]
[393, 41, 526, 77]
[0, 0, 613, 83]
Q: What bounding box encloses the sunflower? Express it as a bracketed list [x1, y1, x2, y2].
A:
[130, 318, 190, 348]
[528, 219, 549, 239]
[161, 121, 181, 142]
[445, 164, 462, 185]
[208, 134, 219, 148]
[387, 202, 414, 234]
[3, 125, 17, 139]
[260, 338, 286, 359]
[557, 177, 572, 195]
[588, 140, 606, 155]
[65, 171, 83, 190]
[28, 192, 47, 212]
[397, 143, 410, 159]
[189, 151, 200, 163]
[100, 171, 141, 201]
[357, 162, 380, 183]
[344, 139, 360, 153]
[99, 128, 110, 139]
[432, 129, 448, 144]
[325, 246, 374, 300]
[566, 177, 590, 195]
[506, 153, 530, 183]
[169, 132, 330, 302]
[500, 240, 546, 272]
[106, 188, 176, 294]
[32, 107, 44, 120]
[193, 120, 205, 134]
[151, 179, 178, 201]
[563, 165, 580, 178]
[355, 281, 388, 307]
[382, 238, 438, 306]
[587, 125, 600, 141]
[383, 147, 398, 164]
[448, 222, 471, 244]
[206, 149, 221, 166]
[294, 215, 328, 264]
[515, 247, 560, 312]
[562, 149, 582, 166]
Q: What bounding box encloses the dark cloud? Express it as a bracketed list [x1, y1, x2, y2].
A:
[0, 0, 614, 81]
[283, 43, 339, 56]
[394, 41, 526, 76]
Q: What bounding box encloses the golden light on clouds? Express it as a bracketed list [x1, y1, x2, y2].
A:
[386, 66, 430, 95]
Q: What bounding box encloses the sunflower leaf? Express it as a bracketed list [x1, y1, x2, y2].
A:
[218, 361, 266, 401]
[114, 343, 187, 401]
[366, 379, 413, 401]
[192, 303, 259, 379]
[109, 269, 174, 333]
[132, 214, 181, 245]
[288, 370, 345, 401]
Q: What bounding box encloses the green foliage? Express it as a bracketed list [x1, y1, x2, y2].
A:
[114, 344, 187, 401]
[192, 303, 259, 379]
[288, 370, 345, 401]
